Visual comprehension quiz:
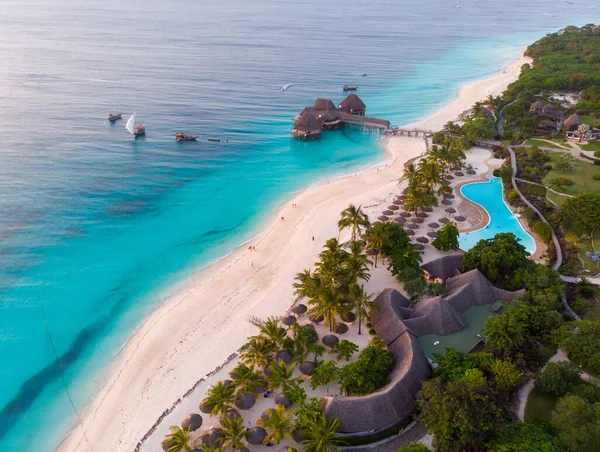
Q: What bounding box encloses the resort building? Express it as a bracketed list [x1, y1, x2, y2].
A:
[338, 93, 367, 116]
[563, 112, 582, 131]
[529, 100, 544, 114]
[421, 253, 464, 283]
[324, 264, 524, 437]
[291, 109, 322, 140]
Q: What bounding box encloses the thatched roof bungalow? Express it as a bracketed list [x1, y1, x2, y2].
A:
[421, 253, 464, 282]
[338, 93, 366, 116]
[291, 109, 322, 140]
[312, 98, 343, 129]
[563, 112, 582, 131]
[529, 100, 544, 113]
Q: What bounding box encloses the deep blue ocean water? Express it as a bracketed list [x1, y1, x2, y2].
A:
[0, 0, 597, 450]
[459, 176, 537, 254]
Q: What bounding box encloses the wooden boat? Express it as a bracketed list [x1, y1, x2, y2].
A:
[207, 137, 221, 142]
[175, 132, 197, 142]
[108, 113, 122, 121]
[343, 85, 358, 91]
[126, 114, 145, 138]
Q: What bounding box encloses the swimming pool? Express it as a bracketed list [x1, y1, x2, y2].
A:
[458, 175, 536, 254]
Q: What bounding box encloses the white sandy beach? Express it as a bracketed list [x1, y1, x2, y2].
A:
[58, 54, 530, 452]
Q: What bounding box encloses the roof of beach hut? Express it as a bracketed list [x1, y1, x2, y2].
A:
[300, 361, 317, 375]
[222, 409, 241, 422]
[382, 210, 394, 216]
[338, 93, 366, 111]
[322, 334, 339, 347]
[427, 231, 437, 238]
[407, 223, 419, 229]
[445, 208, 456, 214]
[416, 212, 428, 218]
[428, 222, 440, 229]
[313, 98, 337, 111]
[275, 393, 293, 408]
[310, 313, 325, 323]
[181, 413, 203, 431]
[279, 447, 298, 452]
[378, 215, 389, 221]
[293, 109, 322, 133]
[530, 100, 544, 110]
[202, 428, 224, 447]
[394, 217, 406, 224]
[199, 399, 214, 414]
[454, 171, 464, 176]
[438, 217, 449, 224]
[416, 237, 429, 244]
[292, 429, 310, 443]
[454, 216, 466, 222]
[282, 315, 297, 326]
[292, 304, 307, 315]
[466, 169, 476, 175]
[414, 244, 425, 251]
[264, 365, 273, 377]
[445, 175, 454, 180]
[441, 200, 452, 205]
[410, 217, 424, 224]
[276, 350, 294, 364]
[341, 311, 356, 323]
[223, 379, 234, 388]
[393, 199, 403, 205]
[444, 193, 455, 199]
[388, 205, 399, 211]
[235, 392, 256, 410]
[422, 206, 433, 213]
[335, 323, 349, 335]
[246, 426, 268, 445]
[405, 229, 415, 236]
[400, 212, 411, 218]
[261, 409, 272, 420]
[254, 382, 267, 394]
[564, 112, 582, 128]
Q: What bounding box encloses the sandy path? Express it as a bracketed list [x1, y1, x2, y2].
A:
[58, 54, 529, 452]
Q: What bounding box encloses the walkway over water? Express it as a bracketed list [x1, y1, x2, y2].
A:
[390, 127, 433, 137]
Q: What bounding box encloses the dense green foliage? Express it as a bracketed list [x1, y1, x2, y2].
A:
[486, 421, 566, 452]
[562, 193, 600, 233]
[338, 338, 393, 396]
[551, 395, 600, 452]
[396, 445, 429, 452]
[556, 320, 600, 374]
[431, 222, 460, 251]
[309, 360, 339, 390]
[534, 362, 582, 396]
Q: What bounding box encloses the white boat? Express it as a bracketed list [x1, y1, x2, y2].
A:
[281, 83, 294, 92]
[126, 113, 145, 137]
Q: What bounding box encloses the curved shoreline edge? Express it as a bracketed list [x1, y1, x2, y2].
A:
[57, 53, 530, 452]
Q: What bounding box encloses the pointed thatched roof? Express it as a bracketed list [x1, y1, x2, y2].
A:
[338, 93, 366, 112]
[421, 253, 464, 281]
[235, 392, 256, 410]
[293, 109, 322, 133]
[313, 98, 337, 111]
[405, 297, 466, 336]
[181, 413, 203, 431]
[246, 426, 267, 445]
[202, 428, 224, 447]
[530, 100, 544, 110]
[563, 112, 582, 129]
[370, 288, 411, 346]
[275, 393, 293, 408]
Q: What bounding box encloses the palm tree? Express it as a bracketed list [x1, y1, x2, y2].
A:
[294, 269, 317, 299]
[218, 416, 247, 451]
[300, 414, 347, 452]
[363, 223, 388, 267]
[229, 363, 265, 396]
[338, 204, 370, 241]
[266, 359, 297, 392]
[347, 284, 375, 335]
[418, 158, 444, 191]
[193, 445, 219, 452]
[308, 285, 346, 332]
[257, 404, 296, 444]
[316, 238, 348, 285]
[202, 381, 236, 416]
[251, 316, 287, 349]
[162, 425, 192, 452]
[343, 240, 371, 285]
[240, 336, 275, 369]
[400, 162, 419, 185]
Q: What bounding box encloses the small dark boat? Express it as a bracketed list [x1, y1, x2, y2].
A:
[176, 132, 197, 142]
[108, 113, 122, 122]
[126, 114, 145, 138]
[207, 137, 221, 142]
[343, 85, 358, 91]
[134, 125, 145, 137]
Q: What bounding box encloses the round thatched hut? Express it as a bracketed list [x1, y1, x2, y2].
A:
[291, 109, 322, 140]
[563, 112, 582, 131]
[181, 413, 203, 431]
[338, 93, 366, 116]
[312, 98, 343, 129]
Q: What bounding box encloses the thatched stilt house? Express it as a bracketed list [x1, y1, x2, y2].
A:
[291, 109, 322, 140]
[338, 93, 366, 116]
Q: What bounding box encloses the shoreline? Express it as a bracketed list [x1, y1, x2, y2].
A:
[57, 53, 530, 452]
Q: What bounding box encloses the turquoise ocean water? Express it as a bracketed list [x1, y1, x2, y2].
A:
[0, 0, 597, 449]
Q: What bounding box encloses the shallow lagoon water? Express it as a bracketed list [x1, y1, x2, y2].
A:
[459, 176, 536, 254]
[0, 0, 596, 449]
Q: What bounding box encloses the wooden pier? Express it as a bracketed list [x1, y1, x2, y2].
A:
[389, 127, 434, 137]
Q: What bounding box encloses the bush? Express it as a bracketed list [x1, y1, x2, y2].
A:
[553, 177, 574, 186]
[493, 169, 501, 177]
[397, 445, 429, 452]
[571, 297, 590, 316]
[506, 189, 520, 203]
[593, 159, 600, 166]
[338, 341, 393, 396]
[534, 361, 581, 396]
[432, 131, 445, 144]
[531, 221, 553, 243]
[593, 174, 600, 181]
[545, 164, 553, 171]
[595, 149, 600, 158]
[523, 206, 537, 221]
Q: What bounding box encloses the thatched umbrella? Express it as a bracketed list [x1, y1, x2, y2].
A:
[279, 447, 298, 452]
[282, 315, 296, 326]
[405, 230, 416, 236]
[246, 427, 267, 446]
[422, 206, 434, 213]
[292, 429, 310, 443]
[388, 205, 399, 211]
[382, 210, 394, 216]
[445, 175, 454, 180]
[181, 413, 203, 431]
[455, 171, 464, 177]
[264, 365, 273, 377]
[416, 212, 428, 218]
[441, 199, 452, 206]
[276, 350, 294, 364]
[445, 208, 456, 214]
[310, 313, 325, 324]
[335, 323, 348, 335]
[200, 399, 214, 414]
[378, 215, 389, 222]
[223, 379, 234, 388]
[416, 237, 429, 244]
[400, 211, 411, 218]
[407, 223, 419, 230]
[365, 249, 378, 256]
[162, 443, 170, 452]
[341, 311, 356, 323]
[428, 222, 440, 229]
[455, 216, 466, 222]
[322, 335, 339, 347]
[299, 361, 316, 375]
[414, 244, 425, 251]
[394, 217, 406, 224]
[427, 231, 437, 238]
[410, 218, 423, 224]
[235, 393, 256, 410]
[222, 409, 241, 422]
[275, 393, 293, 408]
[292, 304, 307, 315]
[261, 409, 272, 421]
[444, 193, 456, 199]
[467, 169, 476, 175]
[202, 428, 224, 447]
[393, 199, 403, 205]
[254, 382, 267, 394]
[451, 166, 461, 171]
[438, 217, 449, 224]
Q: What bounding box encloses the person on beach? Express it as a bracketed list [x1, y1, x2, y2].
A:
[312, 236, 314, 241]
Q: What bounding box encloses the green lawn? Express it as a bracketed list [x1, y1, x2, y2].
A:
[542, 152, 600, 197]
[524, 388, 559, 423]
[525, 139, 567, 149]
[578, 115, 600, 127]
[545, 190, 568, 207]
[581, 140, 600, 154]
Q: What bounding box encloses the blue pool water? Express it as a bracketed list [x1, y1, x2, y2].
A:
[459, 176, 536, 254]
[0, 0, 596, 449]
